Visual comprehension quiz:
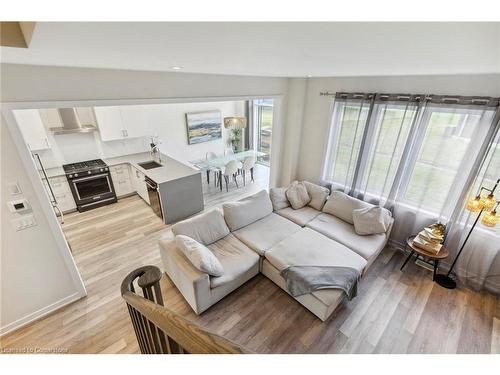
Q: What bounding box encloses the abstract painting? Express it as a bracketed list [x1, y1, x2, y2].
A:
[185, 110, 222, 144]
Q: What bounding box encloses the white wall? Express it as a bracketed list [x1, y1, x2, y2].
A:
[1, 116, 85, 335]
[34, 101, 245, 169]
[294, 74, 500, 183]
[0, 63, 288, 335]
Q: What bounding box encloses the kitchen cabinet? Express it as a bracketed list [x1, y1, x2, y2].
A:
[130, 166, 150, 204]
[109, 164, 134, 197]
[44, 176, 76, 213]
[94, 105, 148, 141]
[13, 109, 51, 151]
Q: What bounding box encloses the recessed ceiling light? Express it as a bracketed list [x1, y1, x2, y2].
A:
[307, 75, 312, 78]
[171, 66, 182, 70]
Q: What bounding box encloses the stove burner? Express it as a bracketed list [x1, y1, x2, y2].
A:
[63, 159, 107, 174]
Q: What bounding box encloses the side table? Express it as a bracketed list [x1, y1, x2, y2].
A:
[400, 235, 449, 281]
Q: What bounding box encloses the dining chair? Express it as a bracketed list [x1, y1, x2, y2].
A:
[205, 151, 219, 186]
[221, 159, 242, 192]
[240, 155, 256, 185]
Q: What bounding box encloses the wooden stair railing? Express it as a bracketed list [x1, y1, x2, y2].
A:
[121, 265, 250, 354]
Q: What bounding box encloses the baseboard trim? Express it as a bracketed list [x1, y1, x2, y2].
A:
[0, 291, 84, 337]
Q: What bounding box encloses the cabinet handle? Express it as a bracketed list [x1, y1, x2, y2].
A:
[124, 129, 128, 137]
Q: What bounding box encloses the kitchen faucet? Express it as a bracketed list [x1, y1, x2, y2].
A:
[150, 136, 162, 163]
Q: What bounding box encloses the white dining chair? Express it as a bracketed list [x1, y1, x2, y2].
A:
[221, 159, 242, 192]
[240, 155, 256, 185]
[205, 151, 219, 186]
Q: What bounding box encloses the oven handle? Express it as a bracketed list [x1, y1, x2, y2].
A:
[145, 181, 158, 190]
[72, 173, 109, 183]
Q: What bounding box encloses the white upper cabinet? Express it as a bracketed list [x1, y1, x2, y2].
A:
[119, 105, 147, 139]
[94, 105, 148, 141]
[94, 106, 126, 141]
[13, 109, 51, 151]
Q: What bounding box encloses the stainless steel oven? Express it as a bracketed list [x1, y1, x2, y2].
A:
[64, 159, 117, 212]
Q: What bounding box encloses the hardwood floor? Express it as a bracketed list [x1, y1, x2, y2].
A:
[2, 164, 499, 353]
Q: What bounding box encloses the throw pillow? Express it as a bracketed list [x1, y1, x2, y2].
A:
[172, 208, 230, 245]
[175, 235, 224, 276]
[352, 206, 392, 235]
[286, 181, 311, 209]
[302, 181, 330, 211]
[322, 191, 372, 224]
[269, 187, 290, 211]
[223, 190, 273, 231]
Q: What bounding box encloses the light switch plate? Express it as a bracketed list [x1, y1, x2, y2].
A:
[7, 182, 23, 195]
[12, 214, 37, 231]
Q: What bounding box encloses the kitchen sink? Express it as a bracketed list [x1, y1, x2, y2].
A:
[138, 160, 162, 170]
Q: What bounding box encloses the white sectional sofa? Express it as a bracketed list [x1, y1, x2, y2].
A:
[159, 183, 394, 321]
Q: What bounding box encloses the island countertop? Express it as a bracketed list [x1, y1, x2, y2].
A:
[41, 152, 200, 184]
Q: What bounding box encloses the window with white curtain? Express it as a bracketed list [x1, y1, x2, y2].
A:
[322, 93, 499, 217]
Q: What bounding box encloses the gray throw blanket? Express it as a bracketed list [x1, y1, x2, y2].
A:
[280, 266, 361, 300]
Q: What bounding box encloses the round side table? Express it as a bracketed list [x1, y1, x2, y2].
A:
[400, 235, 449, 281]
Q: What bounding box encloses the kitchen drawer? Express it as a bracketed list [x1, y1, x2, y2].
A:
[47, 177, 71, 194]
[110, 164, 129, 174]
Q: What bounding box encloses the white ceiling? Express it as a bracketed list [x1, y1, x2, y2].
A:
[1, 22, 499, 77]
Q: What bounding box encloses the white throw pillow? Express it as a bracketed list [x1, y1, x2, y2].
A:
[286, 181, 311, 209]
[302, 181, 329, 211]
[352, 206, 392, 235]
[223, 190, 273, 231]
[322, 191, 371, 224]
[269, 187, 290, 211]
[175, 235, 224, 276]
[172, 208, 230, 245]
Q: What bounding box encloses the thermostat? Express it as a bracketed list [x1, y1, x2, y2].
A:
[7, 198, 31, 213]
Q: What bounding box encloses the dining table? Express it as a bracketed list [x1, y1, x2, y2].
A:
[190, 150, 265, 190]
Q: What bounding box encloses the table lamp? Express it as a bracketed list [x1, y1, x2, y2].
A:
[435, 178, 500, 289]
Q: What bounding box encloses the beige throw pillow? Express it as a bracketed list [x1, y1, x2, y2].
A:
[302, 181, 330, 211]
[286, 181, 311, 209]
[352, 206, 392, 235]
[322, 191, 371, 224]
[175, 235, 224, 276]
[269, 187, 290, 211]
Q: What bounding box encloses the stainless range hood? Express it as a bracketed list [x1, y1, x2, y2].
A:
[50, 108, 97, 135]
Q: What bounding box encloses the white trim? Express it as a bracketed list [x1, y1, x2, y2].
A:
[0, 292, 82, 337]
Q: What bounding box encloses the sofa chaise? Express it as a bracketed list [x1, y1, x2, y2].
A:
[159, 183, 393, 321]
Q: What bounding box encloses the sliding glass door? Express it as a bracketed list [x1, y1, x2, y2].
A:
[252, 99, 273, 166]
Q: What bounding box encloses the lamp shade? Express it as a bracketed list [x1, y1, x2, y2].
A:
[224, 117, 247, 129]
[480, 194, 497, 211]
[466, 195, 483, 212]
[481, 210, 499, 227]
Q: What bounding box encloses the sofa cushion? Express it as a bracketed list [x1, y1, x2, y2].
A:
[286, 181, 311, 209]
[172, 209, 229, 245]
[265, 227, 366, 272]
[223, 190, 273, 231]
[322, 191, 372, 224]
[306, 213, 389, 262]
[233, 213, 301, 256]
[352, 206, 392, 235]
[303, 181, 330, 211]
[208, 234, 260, 288]
[175, 235, 224, 276]
[276, 206, 321, 227]
[269, 187, 290, 211]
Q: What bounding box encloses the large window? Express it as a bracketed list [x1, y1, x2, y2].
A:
[252, 99, 273, 166]
[322, 93, 498, 216]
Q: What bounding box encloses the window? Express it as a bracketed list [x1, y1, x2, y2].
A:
[404, 108, 485, 212]
[252, 99, 273, 166]
[322, 93, 498, 216]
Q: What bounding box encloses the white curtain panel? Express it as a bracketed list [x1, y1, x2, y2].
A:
[323, 93, 500, 293]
